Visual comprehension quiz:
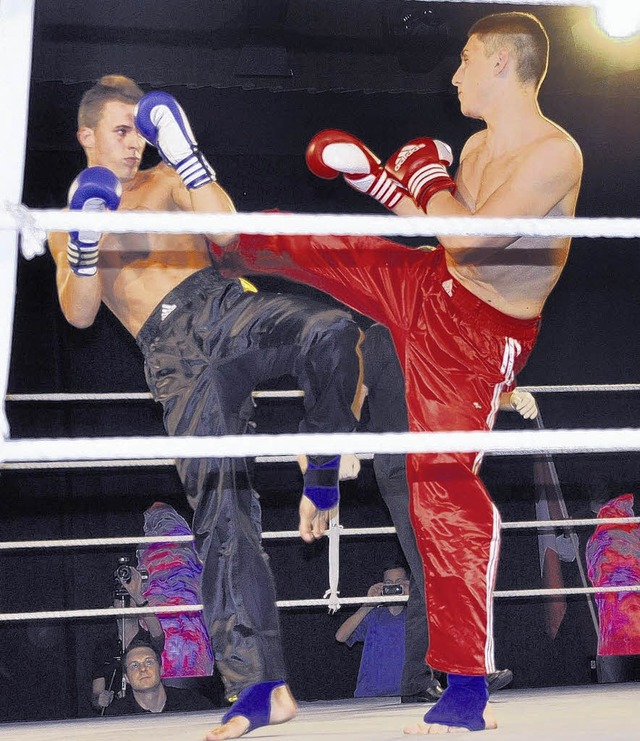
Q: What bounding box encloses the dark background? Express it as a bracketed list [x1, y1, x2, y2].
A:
[2, 0, 640, 723]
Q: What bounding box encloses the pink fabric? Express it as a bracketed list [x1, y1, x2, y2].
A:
[137, 502, 214, 677]
[586, 494, 640, 655]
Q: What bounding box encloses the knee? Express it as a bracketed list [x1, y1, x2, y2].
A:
[304, 311, 362, 360]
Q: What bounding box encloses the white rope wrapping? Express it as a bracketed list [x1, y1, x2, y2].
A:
[324, 513, 342, 613]
[4, 210, 640, 254]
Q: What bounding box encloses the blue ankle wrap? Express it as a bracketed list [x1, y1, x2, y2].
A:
[303, 455, 340, 509]
[222, 679, 287, 731]
[423, 674, 489, 732]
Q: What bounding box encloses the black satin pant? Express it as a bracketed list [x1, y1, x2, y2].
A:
[137, 267, 362, 699]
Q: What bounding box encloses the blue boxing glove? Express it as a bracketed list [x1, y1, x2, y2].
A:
[67, 166, 122, 276]
[134, 91, 216, 189]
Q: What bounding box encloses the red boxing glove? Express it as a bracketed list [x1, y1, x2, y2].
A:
[306, 129, 407, 210]
[386, 138, 456, 210]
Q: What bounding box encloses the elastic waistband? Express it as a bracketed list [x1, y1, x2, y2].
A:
[136, 267, 230, 349]
[434, 248, 541, 336]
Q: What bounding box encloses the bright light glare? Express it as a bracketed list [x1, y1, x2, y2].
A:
[596, 1, 640, 39]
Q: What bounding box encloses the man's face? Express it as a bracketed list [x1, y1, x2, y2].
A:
[124, 647, 162, 692]
[451, 35, 496, 120]
[383, 567, 409, 595]
[79, 100, 145, 182]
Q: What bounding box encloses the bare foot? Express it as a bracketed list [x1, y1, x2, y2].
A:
[204, 683, 297, 740]
[298, 494, 338, 542]
[403, 704, 497, 735]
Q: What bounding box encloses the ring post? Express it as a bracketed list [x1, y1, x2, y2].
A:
[0, 0, 36, 439]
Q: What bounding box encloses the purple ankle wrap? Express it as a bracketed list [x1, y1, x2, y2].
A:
[423, 674, 489, 731]
[222, 679, 286, 731]
[303, 455, 340, 509]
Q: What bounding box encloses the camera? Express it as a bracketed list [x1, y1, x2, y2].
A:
[113, 556, 149, 599]
[382, 584, 404, 596]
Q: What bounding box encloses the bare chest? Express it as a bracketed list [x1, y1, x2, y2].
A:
[101, 180, 198, 265]
[457, 150, 519, 211]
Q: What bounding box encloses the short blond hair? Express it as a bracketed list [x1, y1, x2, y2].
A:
[77, 75, 144, 129]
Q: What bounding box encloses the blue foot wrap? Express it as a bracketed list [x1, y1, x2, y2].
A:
[222, 680, 287, 732]
[423, 674, 489, 732]
[303, 455, 340, 509]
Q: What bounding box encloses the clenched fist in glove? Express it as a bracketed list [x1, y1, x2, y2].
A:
[306, 129, 407, 210]
[386, 137, 456, 211]
[67, 166, 122, 276]
[134, 91, 215, 190]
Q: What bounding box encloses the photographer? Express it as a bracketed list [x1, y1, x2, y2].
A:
[335, 563, 409, 698]
[90, 559, 165, 713]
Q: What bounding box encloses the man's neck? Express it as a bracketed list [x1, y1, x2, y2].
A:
[133, 684, 167, 713]
[482, 90, 543, 155]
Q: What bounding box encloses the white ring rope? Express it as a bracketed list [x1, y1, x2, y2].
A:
[1, 518, 636, 552]
[2, 582, 639, 624]
[4, 385, 638, 470]
[0, 535, 195, 551]
[3, 210, 640, 259]
[8, 383, 640, 403]
[395, 0, 601, 5]
[3, 428, 640, 463]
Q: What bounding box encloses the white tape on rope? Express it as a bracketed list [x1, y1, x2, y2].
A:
[3, 428, 640, 462]
[2, 209, 640, 241]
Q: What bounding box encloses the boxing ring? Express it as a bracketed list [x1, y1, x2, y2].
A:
[0, 684, 636, 740]
[3, 0, 640, 738]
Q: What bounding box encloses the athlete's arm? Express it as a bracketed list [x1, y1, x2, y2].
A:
[48, 167, 122, 329]
[49, 229, 102, 328]
[134, 91, 237, 246]
[427, 134, 583, 260]
[171, 172, 237, 247]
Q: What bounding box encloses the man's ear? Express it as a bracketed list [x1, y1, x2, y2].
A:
[494, 48, 509, 76]
[77, 126, 95, 149]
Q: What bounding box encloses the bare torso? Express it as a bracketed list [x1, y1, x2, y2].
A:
[445, 121, 580, 319]
[51, 163, 212, 337]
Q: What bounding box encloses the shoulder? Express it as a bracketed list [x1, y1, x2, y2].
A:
[542, 122, 582, 160]
[529, 125, 583, 184]
[459, 129, 487, 162]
